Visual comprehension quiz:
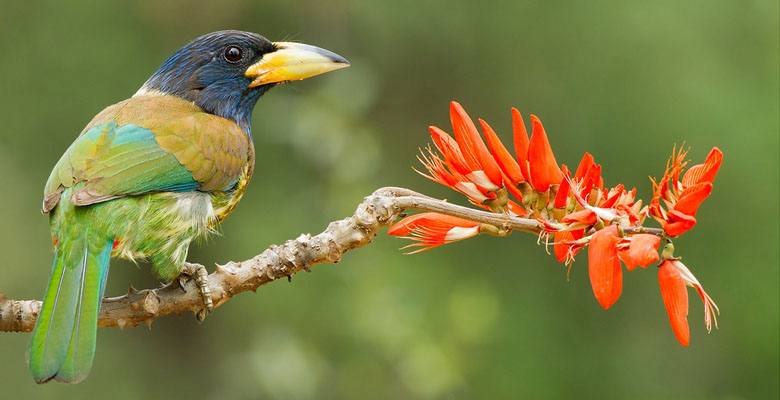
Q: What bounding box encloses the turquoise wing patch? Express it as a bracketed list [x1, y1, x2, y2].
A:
[43, 122, 199, 211]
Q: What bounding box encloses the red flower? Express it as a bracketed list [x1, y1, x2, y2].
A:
[660, 210, 698, 237]
[658, 259, 719, 346]
[587, 225, 622, 309]
[554, 165, 572, 209]
[573, 152, 601, 202]
[564, 173, 619, 223]
[617, 234, 660, 271]
[561, 209, 597, 228]
[526, 116, 563, 192]
[554, 229, 585, 264]
[388, 212, 480, 254]
[574, 152, 595, 181]
[417, 144, 493, 203]
[418, 103, 532, 205]
[650, 147, 722, 236]
[481, 118, 525, 203]
[511, 108, 531, 180]
[673, 182, 713, 217]
[658, 260, 690, 346]
[416, 103, 575, 208]
[682, 147, 722, 188]
[449, 102, 504, 190]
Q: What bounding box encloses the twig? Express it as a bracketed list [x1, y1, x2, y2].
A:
[0, 187, 662, 333]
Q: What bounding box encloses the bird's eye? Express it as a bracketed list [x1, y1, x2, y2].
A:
[223, 46, 243, 62]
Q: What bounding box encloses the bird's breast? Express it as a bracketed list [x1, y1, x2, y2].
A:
[209, 146, 255, 225]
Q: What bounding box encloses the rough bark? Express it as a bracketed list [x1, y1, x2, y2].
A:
[0, 187, 662, 333]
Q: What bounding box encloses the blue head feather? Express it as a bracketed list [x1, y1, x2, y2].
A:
[139, 31, 278, 135]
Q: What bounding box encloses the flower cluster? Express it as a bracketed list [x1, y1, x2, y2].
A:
[389, 101, 723, 346]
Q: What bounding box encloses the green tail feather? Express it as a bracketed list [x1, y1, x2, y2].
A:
[28, 229, 112, 383]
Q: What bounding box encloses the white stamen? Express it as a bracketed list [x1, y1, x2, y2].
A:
[671, 260, 701, 287]
[466, 171, 500, 190]
[588, 205, 619, 222]
[445, 226, 479, 242]
[455, 182, 489, 202]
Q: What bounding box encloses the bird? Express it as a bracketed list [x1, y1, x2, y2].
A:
[27, 30, 349, 384]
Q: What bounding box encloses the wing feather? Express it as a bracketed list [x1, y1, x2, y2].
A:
[42, 95, 251, 212]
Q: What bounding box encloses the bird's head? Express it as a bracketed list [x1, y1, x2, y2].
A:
[137, 30, 349, 134]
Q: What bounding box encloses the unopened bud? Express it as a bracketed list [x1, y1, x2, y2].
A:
[661, 241, 676, 260]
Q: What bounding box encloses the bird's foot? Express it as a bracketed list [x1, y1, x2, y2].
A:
[179, 262, 213, 321]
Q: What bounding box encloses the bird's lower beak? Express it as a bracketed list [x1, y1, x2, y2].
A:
[245, 42, 350, 87]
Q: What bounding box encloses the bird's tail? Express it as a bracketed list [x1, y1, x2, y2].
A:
[27, 228, 113, 383]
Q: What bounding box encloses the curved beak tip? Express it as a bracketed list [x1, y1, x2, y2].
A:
[325, 52, 350, 66]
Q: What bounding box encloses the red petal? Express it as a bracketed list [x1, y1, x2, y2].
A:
[527, 115, 562, 192]
[388, 214, 425, 236]
[429, 126, 472, 177]
[674, 182, 712, 217]
[662, 210, 697, 237]
[581, 164, 601, 202]
[388, 212, 478, 236]
[682, 147, 722, 188]
[507, 199, 526, 216]
[429, 125, 458, 151]
[554, 165, 571, 208]
[511, 108, 531, 180]
[450, 102, 503, 187]
[554, 231, 574, 263]
[622, 234, 660, 270]
[618, 249, 637, 271]
[600, 184, 624, 209]
[658, 260, 690, 346]
[609, 253, 623, 306]
[389, 213, 480, 253]
[448, 106, 481, 172]
[554, 230, 584, 263]
[417, 148, 495, 205]
[588, 225, 621, 309]
[562, 209, 597, 225]
[480, 119, 525, 184]
[574, 153, 595, 181]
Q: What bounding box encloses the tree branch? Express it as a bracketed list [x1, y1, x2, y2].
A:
[0, 187, 663, 333]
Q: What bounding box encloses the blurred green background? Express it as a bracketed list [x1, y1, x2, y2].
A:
[0, 0, 777, 399]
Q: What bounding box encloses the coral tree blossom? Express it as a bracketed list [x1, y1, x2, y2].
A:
[588, 225, 623, 309]
[388, 212, 480, 254]
[650, 146, 722, 237]
[389, 101, 722, 345]
[658, 258, 720, 346]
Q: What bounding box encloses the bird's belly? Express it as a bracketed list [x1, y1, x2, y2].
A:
[110, 191, 216, 264]
[50, 184, 246, 280]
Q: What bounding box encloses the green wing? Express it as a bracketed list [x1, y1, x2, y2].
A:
[42, 95, 251, 213]
[43, 122, 198, 211]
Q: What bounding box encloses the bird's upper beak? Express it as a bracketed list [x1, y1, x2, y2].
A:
[245, 42, 350, 87]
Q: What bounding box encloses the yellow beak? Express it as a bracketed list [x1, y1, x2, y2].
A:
[245, 42, 350, 87]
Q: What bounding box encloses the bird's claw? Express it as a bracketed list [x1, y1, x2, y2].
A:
[180, 262, 213, 319]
